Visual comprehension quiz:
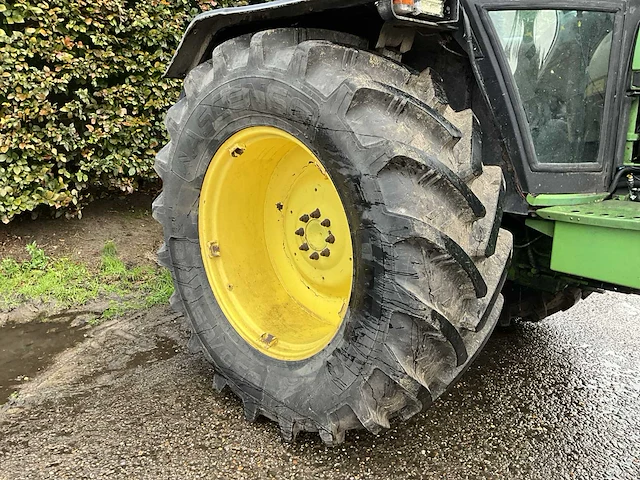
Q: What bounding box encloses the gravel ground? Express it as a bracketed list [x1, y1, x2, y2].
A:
[1, 292, 639, 479]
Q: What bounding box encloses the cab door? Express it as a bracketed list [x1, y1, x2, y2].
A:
[462, 0, 632, 195]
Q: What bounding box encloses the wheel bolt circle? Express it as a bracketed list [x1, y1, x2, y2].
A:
[294, 208, 333, 262]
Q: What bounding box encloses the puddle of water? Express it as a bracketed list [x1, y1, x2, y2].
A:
[0, 321, 86, 404]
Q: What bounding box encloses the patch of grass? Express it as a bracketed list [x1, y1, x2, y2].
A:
[0, 243, 98, 308]
[25, 241, 49, 269]
[100, 300, 138, 322]
[144, 268, 174, 307]
[0, 241, 174, 322]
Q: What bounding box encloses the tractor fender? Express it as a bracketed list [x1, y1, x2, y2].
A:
[165, 0, 373, 78]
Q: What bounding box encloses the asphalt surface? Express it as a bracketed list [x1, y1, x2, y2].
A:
[0, 292, 639, 479]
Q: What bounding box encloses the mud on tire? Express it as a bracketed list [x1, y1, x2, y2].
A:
[153, 28, 513, 444]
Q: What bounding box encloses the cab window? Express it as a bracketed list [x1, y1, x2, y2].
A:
[489, 10, 615, 164]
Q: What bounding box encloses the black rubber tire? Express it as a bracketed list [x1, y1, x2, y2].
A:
[153, 28, 513, 444]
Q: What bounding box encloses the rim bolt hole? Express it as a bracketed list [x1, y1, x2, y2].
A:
[208, 241, 221, 257]
[309, 252, 320, 260]
[321, 219, 331, 227]
[320, 248, 331, 257]
[294, 228, 305, 236]
[299, 243, 310, 251]
[230, 145, 246, 157]
[299, 214, 310, 223]
[325, 234, 335, 244]
[310, 208, 321, 219]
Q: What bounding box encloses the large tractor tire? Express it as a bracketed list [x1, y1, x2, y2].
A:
[153, 28, 513, 444]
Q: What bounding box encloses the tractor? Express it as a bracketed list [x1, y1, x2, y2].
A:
[153, 0, 640, 443]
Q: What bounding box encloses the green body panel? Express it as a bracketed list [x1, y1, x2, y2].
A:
[526, 193, 608, 207]
[626, 28, 640, 161]
[625, 98, 639, 164]
[548, 222, 640, 289]
[633, 29, 640, 70]
[533, 200, 640, 289]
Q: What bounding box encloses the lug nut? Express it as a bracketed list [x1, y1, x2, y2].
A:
[310, 208, 321, 219]
[309, 252, 320, 260]
[299, 214, 310, 223]
[325, 233, 335, 244]
[295, 228, 305, 236]
[299, 243, 310, 251]
[320, 248, 331, 257]
[321, 219, 331, 227]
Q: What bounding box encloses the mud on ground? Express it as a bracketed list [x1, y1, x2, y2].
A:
[0, 196, 639, 479]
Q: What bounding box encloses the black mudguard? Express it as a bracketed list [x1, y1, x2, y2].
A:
[165, 0, 373, 78]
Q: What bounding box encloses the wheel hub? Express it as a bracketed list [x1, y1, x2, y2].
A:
[198, 126, 353, 361]
[303, 217, 328, 253]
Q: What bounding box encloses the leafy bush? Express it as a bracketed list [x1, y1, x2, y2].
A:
[0, 0, 254, 223]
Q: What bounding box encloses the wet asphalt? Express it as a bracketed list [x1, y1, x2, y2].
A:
[0, 291, 639, 479]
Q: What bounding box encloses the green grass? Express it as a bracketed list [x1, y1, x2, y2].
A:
[0, 241, 174, 323]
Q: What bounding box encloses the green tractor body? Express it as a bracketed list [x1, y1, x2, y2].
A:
[155, 0, 640, 442]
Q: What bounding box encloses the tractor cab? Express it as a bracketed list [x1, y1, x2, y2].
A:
[457, 0, 640, 296]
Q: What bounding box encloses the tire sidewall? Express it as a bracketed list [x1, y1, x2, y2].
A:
[166, 74, 391, 417]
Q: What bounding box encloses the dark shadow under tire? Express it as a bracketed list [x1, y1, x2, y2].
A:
[153, 28, 513, 444]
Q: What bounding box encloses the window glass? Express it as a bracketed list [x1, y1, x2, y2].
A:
[489, 10, 615, 164]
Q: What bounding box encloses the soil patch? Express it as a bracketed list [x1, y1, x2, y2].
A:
[0, 193, 162, 270]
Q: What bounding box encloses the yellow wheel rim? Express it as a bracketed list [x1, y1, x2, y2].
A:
[198, 126, 354, 361]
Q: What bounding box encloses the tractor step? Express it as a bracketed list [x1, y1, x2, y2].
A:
[536, 200, 640, 231]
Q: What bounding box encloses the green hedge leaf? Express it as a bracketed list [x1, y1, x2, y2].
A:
[1, 0, 266, 221]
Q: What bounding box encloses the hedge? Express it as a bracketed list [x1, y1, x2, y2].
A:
[0, 0, 257, 223]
